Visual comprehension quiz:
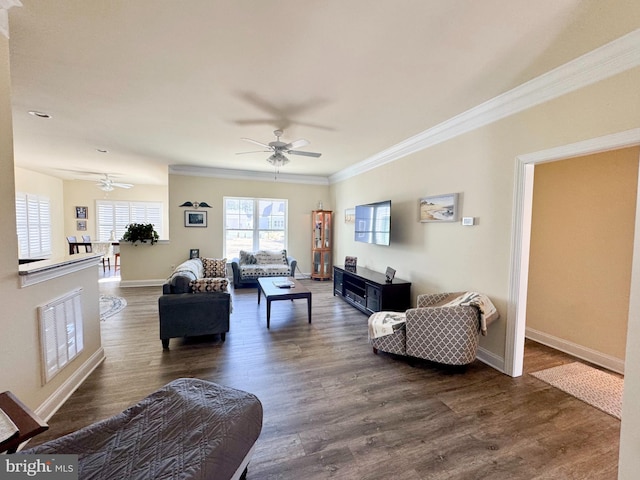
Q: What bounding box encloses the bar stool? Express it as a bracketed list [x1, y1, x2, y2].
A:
[66, 236, 78, 254]
[113, 244, 120, 271]
[81, 235, 93, 253]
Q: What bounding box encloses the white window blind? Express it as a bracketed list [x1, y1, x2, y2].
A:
[38, 288, 84, 384]
[15, 193, 52, 258]
[96, 200, 163, 241]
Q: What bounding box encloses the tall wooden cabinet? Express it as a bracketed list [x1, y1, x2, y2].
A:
[311, 210, 332, 280]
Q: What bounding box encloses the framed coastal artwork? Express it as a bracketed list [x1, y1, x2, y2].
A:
[344, 208, 355, 224]
[420, 193, 459, 223]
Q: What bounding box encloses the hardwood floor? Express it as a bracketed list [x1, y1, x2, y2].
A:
[29, 276, 621, 479]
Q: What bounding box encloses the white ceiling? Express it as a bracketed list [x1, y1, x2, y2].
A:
[7, 0, 588, 186]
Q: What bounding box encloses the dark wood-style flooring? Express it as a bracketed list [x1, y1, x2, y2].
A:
[28, 275, 621, 479]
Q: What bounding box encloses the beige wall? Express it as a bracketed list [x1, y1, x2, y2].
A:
[526, 148, 639, 362]
[4, 4, 640, 476]
[63, 178, 169, 239]
[330, 66, 640, 361]
[118, 174, 330, 283]
[1, 38, 103, 415]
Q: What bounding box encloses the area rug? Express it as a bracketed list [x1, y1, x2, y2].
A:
[99, 294, 127, 321]
[531, 362, 623, 419]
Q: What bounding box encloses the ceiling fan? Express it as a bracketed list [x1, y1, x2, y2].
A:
[238, 129, 322, 171]
[97, 174, 133, 192]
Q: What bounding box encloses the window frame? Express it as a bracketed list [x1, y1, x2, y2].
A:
[223, 196, 288, 259]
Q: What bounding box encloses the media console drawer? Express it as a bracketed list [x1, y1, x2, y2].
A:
[345, 290, 366, 307]
[333, 265, 411, 315]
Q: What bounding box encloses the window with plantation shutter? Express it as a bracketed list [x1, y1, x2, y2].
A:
[96, 200, 163, 241]
[15, 193, 52, 259]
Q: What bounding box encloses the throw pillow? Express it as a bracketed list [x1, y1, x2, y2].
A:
[202, 258, 227, 278]
[254, 249, 288, 265]
[239, 250, 256, 265]
[190, 278, 229, 293]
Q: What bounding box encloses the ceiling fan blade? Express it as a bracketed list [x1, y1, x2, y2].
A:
[112, 182, 133, 188]
[236, 150, 271, 155]
[285, 138, 309, 150]
[287, 150, 322, 158]
[241, 137, 271, 149]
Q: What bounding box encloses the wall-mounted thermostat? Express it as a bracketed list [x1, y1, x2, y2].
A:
[462, 217, 475, 226]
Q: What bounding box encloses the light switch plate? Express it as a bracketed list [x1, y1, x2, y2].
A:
[462, 217, 475, 226]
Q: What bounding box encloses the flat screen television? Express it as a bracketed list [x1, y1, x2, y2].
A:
[354, 200, 391, 245]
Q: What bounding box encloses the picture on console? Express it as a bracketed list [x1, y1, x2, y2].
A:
[345, 256, 357, 270]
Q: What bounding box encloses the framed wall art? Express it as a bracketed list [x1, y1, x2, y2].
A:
[419, 193, 459, 222]
[344, 208, 355, 224]
[76, 220, 87, 231]
[185, 210, 207, 227]
[75, 206, 88, 219]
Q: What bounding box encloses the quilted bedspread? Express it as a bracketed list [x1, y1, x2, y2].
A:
[23, 378, 263, 480]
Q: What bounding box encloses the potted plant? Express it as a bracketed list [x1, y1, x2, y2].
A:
[121, 223, 159, 245]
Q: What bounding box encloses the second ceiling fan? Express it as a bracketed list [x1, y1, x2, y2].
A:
[239, 129, 322, 171]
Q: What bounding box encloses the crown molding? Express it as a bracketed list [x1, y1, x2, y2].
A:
[0, 0, 22, 39]
[330, 28, 640, 184]
[169, 165, 329, 186]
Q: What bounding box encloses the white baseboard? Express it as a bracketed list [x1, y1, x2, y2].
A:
[119, 279, 165, 288]
[477, 346, 505, 373]
[526, 327, 624, 374]
[36, 347, 106, 422]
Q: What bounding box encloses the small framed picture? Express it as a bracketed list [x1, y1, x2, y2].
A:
[75, 206, 88, 219]
[385, 267, 396, 283]
[344, 208, 355, 224]
[76, 220, 87, 231]
[185, 210, 207, 227]
[419, 193, 459, 223]
[189, 248, 200, 259]
[345, 256, 357, 270]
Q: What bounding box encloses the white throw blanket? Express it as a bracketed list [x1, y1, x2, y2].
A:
[368, 311, 407, 340]
[440, 292, 499, 335]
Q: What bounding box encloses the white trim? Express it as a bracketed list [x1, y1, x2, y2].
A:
[169, 165, 329, 186]
[476, 346, 504, 373]
[19, 255, 102, 287]
[330, 28, 640, 184]
[0, 1, 22, 39]
[34, 347, 105, 423]
[526, 328, 624, 375]
[506, 128, 640, 377]
[119, 279, 166, 288]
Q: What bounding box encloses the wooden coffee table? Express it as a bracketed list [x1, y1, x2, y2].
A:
[257, 277, 312, 329]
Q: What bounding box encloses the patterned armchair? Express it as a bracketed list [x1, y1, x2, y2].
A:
[369, 293, 483, 366]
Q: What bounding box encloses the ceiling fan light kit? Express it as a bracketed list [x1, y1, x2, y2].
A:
[96, 174, 133, 192]
[238, 129, 321, 177]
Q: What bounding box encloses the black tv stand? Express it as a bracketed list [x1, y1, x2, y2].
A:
[333, 265, 411, 315]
